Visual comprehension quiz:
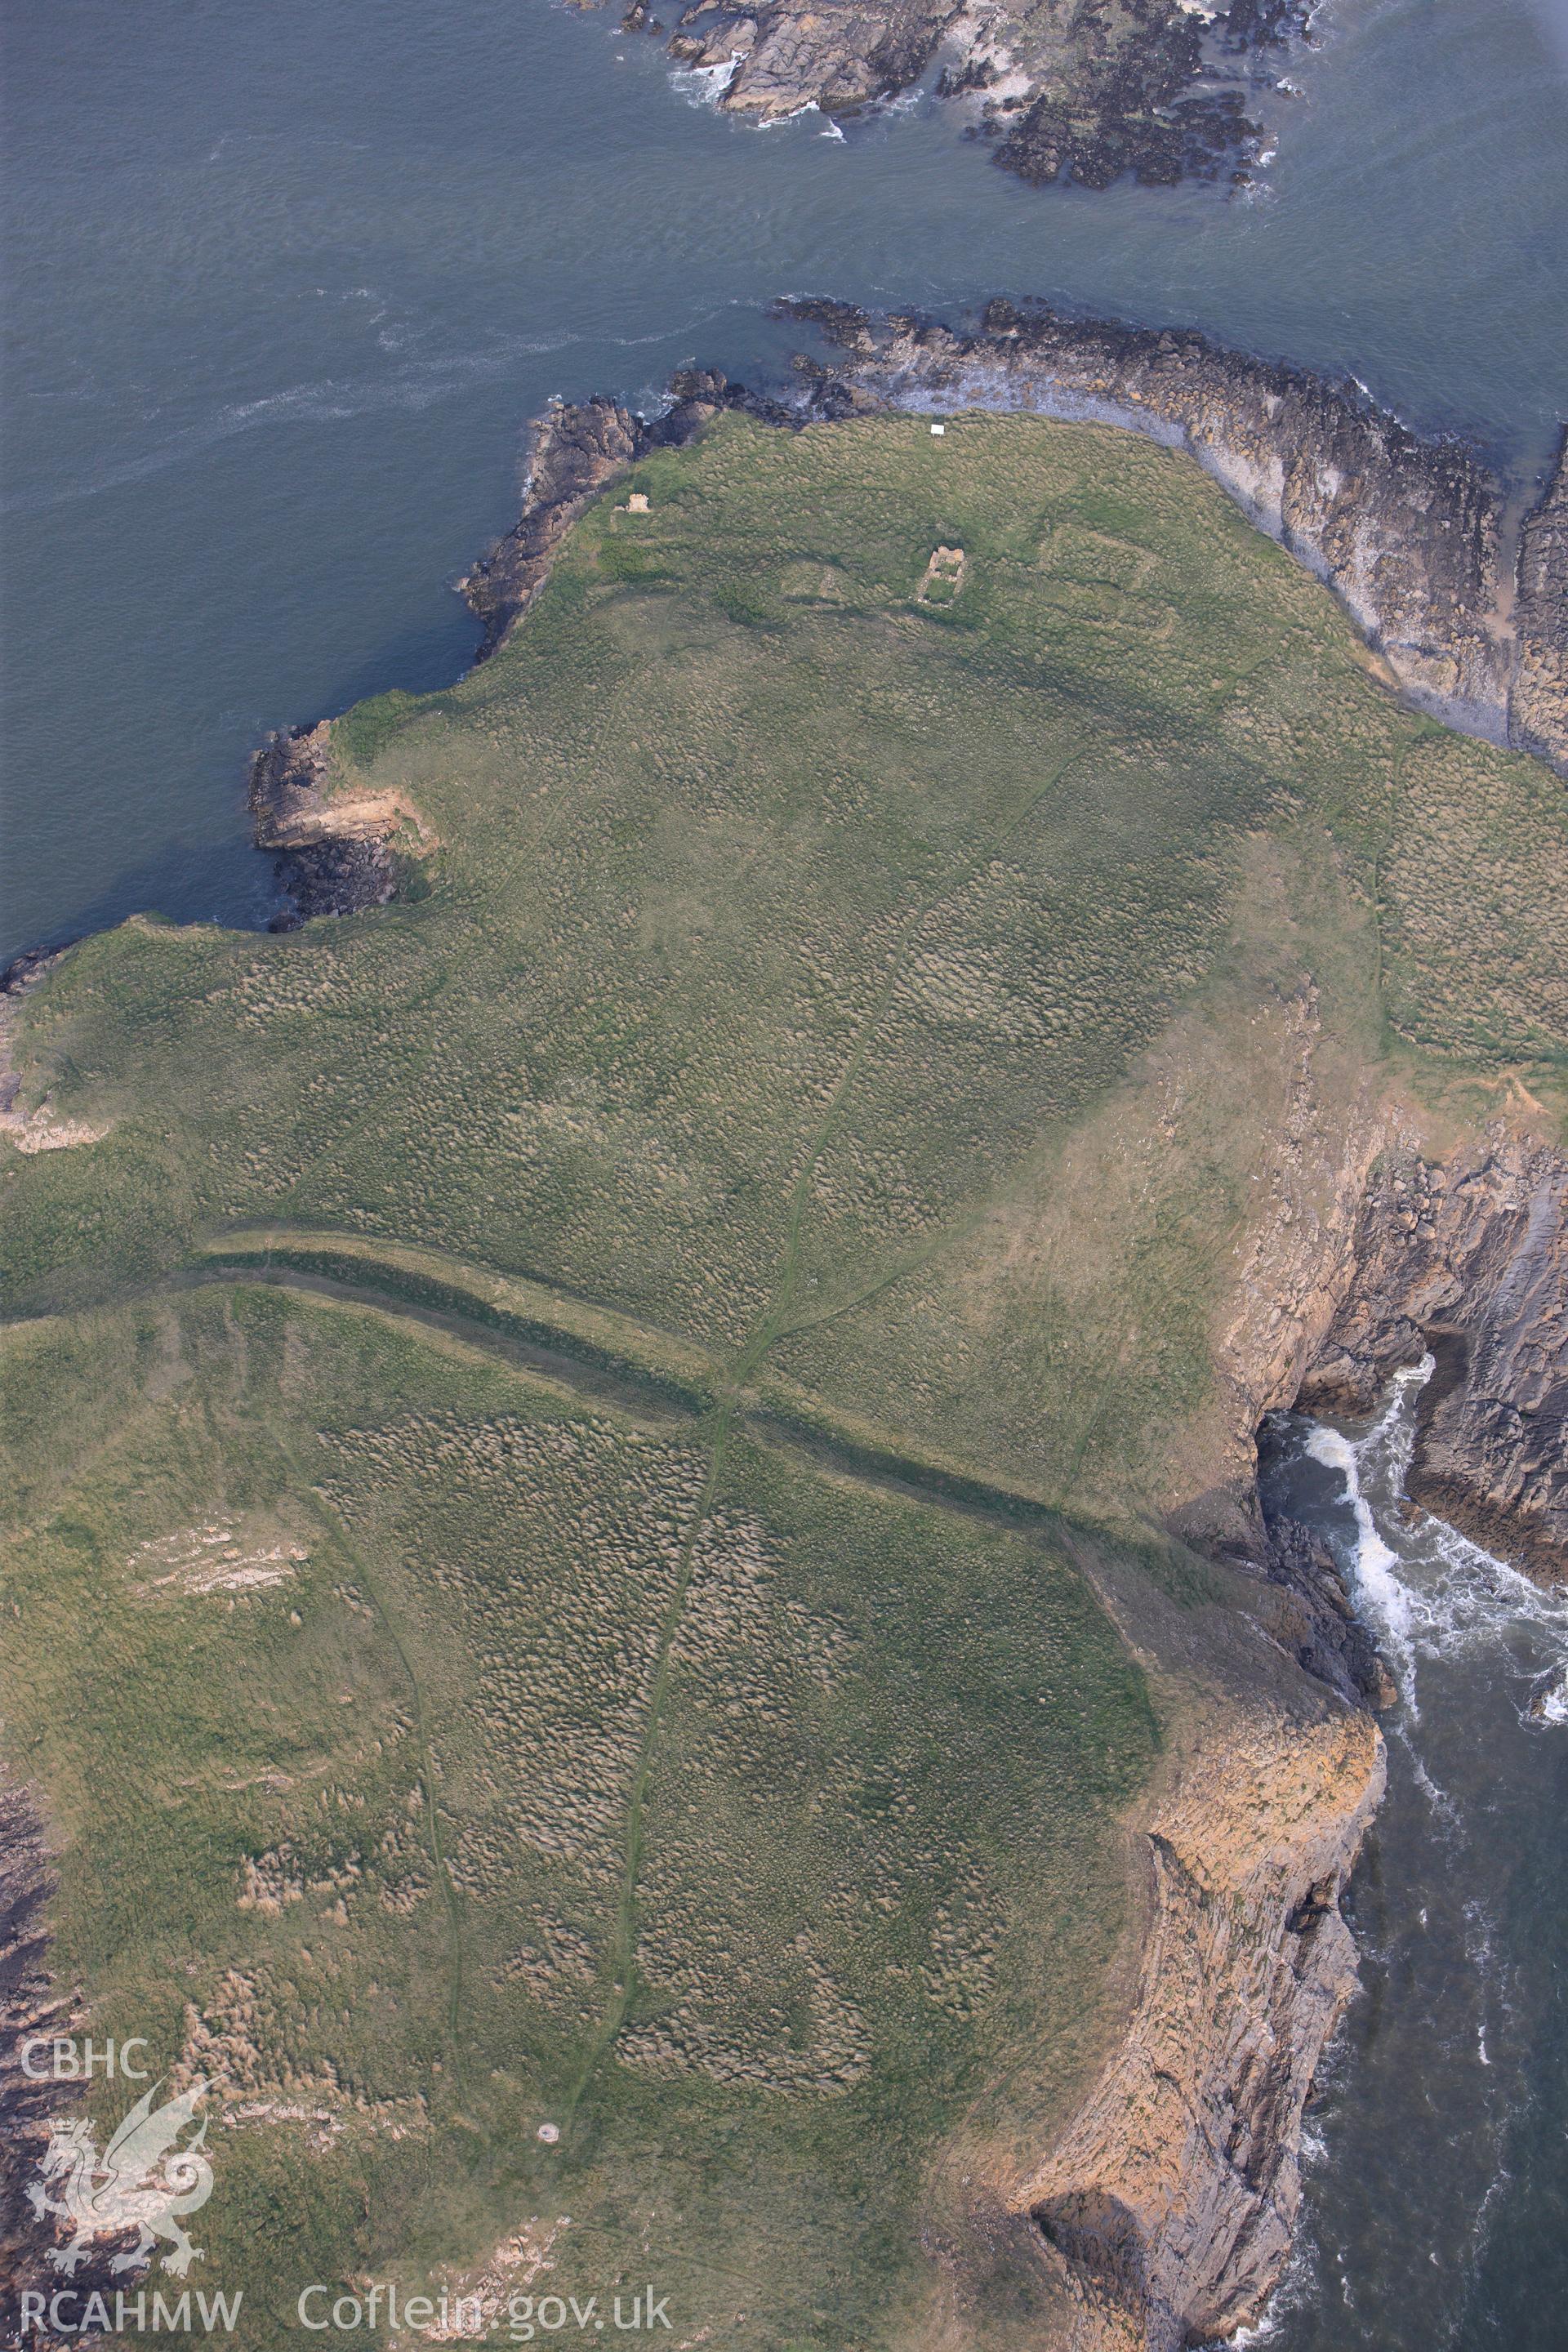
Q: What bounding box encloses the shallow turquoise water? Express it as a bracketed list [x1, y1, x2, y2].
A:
[3, 0, 1566, 958]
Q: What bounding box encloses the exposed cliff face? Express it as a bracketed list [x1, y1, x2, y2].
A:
[1299, 1129, 1568, 1584]
[1261, 1517, 1397, 1710]
[1021, 1710, 1385, 2352]
[597, 0, 1305, 193]
[1192, 993, 1566, 1592]
[782, 298, 1565, 755]
[248, 722, 400, 928]
[1511, 427, 1568, 771]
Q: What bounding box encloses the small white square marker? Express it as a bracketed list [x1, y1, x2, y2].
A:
[929, 422, 946, 436]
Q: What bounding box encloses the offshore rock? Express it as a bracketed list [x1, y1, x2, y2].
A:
[782, 300, 1553, 752]
[599, 0, 1308, 190]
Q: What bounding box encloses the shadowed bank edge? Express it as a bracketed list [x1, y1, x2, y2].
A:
[3, 305, 1566, 2351]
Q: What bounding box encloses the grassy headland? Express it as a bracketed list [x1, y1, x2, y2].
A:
[2, 410, 1564, 2346]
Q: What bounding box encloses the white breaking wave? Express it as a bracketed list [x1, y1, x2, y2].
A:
[1304, 1358, 1568, 1725]
[760, 100, 822, 129]
[669, 56, 742, 109]
[1304, 1361, 1428, 1690]
[1237, 1363, 1568, 2349]
[1538, 1666, 1568, 1723]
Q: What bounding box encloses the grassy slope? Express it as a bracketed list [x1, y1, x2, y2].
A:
[2, 412, 1566, 2345]
[1, 1286, 1153, 2345]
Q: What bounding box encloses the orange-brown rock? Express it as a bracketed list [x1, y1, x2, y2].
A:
[1021, 1710, 1385, 2350]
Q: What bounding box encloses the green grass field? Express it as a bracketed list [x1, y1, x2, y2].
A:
[2, 410, 1565, 2345]
[2, 1284, 1156, 2345]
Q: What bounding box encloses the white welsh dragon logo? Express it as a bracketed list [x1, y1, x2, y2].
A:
[28, 2079, 216, 2278]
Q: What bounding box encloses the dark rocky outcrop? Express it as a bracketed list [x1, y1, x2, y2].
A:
[1298, 1131, 1567, 1584]
[777, 298, 1565, 764]
[989, 0, 1281, 194]
[0, 948, 70, 1005]
[461, 393, 647, 660]
[1511, 426, 1568, 770]
[592, 0, 1307, 193]
[247, 724, 399, 929]
[1258, 1516, 1397, 1710]
[461, 370, 742, 659]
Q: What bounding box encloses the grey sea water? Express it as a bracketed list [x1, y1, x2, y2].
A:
[1258, 1379, 1568, 2352]
[2, 4, 1566, 2343]
[3, 0, 1567, 960]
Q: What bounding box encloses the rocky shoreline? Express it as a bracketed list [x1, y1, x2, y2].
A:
[776, 298, 1568, 768]
[1022, 1707, 1385, 2352]
[245, 300, 1565, 920]
[581, 0, 1312, 194]
[1298, 1129, 1567, 1586]
[1026, 1107, 1553, 2349]
[458, 368, 754, 659]
[246, 369, 782, 923]
[247, 723, 401, 930]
